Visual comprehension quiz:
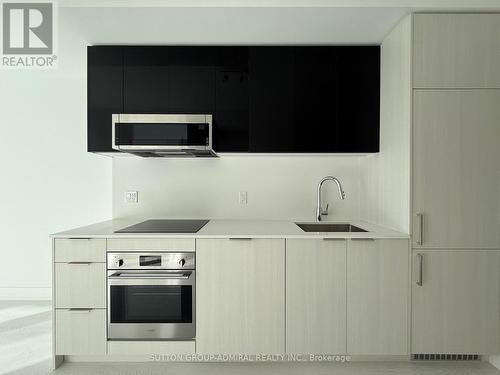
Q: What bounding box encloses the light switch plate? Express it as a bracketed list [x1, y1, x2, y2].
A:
[125, 191, 138, 203]
[239, 191, 247, 205]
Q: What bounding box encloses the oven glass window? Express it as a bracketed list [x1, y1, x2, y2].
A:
[110, 285, 192, 323]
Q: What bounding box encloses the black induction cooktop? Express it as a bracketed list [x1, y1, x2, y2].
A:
[115, 219, 209, 234]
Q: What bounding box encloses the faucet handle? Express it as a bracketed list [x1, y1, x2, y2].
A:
[321, 203, 329, 216]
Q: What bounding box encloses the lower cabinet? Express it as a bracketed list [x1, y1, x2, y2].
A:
[286, 239, 347, 354]
[286, 238, 410, 355]
[55, 309, 107, 355]
[196, 238, 285, 354]
[412, 250, 500, 354]
[347, 239, 409, 355]
[53, 238, 107, 357]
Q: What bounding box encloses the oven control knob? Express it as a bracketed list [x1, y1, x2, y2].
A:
[178, 258, 186, 267]
[115, 258, 124, 268]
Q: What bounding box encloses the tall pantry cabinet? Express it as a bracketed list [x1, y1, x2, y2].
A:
[410, 14, 500, 355]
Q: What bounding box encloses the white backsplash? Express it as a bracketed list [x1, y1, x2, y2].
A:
[112, 155, 362, 221]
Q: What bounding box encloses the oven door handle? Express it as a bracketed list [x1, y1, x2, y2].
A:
[108, 271, 192, 279]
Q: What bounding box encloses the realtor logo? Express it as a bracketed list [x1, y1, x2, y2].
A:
[1, 1, 57, 68]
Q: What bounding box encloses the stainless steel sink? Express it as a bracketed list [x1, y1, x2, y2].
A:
[296, 223, 368, 233]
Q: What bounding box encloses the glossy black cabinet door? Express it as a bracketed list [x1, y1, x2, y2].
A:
[293, 46, 380, 153]
[336, 47, 380, 152]
[87, 46, 123, 152]
[123, 47, 169, 113]
[123, 47, 215, 114]
[167, 47, 216, 114]
[214, 47, 249, 152]
[248, 47, 294, 152]
[293, 47, 339, 152]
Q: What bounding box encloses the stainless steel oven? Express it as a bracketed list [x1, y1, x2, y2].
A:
[107, 252, 195, 340]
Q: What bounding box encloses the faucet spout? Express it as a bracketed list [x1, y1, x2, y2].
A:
[316, 176, 345, 222]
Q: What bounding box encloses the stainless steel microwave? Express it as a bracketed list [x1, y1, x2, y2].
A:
[112, 114, 216, 157]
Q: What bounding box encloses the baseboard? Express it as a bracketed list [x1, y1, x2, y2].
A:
[0, 287, 51, 300]
[66, 354, 410, 363]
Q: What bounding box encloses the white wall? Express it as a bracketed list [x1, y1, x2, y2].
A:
[0, 14, 112, 300]
[359, 15, 412, 233]
[113, 156, 361, 221]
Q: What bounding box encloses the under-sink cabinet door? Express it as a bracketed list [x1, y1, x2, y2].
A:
[286, 239, 346, 354]
[55, 309, 106, 355]
[411, 250, 500, 354]
[346, 239, 409, 355]
[196, 238, 285, 354]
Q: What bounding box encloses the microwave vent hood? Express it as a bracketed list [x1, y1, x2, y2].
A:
[112, 114, 217, 158]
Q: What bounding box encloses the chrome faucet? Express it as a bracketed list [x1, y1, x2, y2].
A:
[316, 176, 346, 222]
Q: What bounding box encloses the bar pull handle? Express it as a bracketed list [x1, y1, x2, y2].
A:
[109, 272, 191, 280]
[229, 238, 253, 241]
[68, 262, 91, 265]
[415, 213, 424, 245]
[416, 253, 423, 286]
[351, 238, 375, 241]
[68, 308, 93, 312]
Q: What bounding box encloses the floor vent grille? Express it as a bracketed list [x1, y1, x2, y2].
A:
[412, 354, 480, 361]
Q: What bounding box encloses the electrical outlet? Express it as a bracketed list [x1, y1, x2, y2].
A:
[125, 191, 138, 203]
[239, 191, 248, 205]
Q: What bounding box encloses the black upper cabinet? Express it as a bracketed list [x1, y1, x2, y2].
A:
[293, 46, 380, 153]
[248, 47, 294, 152]
[247, 46, 380, 153]
[88, 45, 380, 153]
[123, 47, 216, 114]
[293, 47, 339, 152]
[87, 46, 123, 152]
[214, 47, 249, 152]
[334, 47, 380, 152]
[123, 47, 169, 113]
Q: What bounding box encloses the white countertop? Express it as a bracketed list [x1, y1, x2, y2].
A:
[51, 219, 409, 239]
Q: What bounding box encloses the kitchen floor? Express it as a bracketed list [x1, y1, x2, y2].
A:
[1, 301, 499, 375]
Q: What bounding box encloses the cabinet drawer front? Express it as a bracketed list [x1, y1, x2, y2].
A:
[107, 238, 195, 251]
[55, 309, 106, 355]
[54, 238, 106, 262]
[55, 263, 106, 308]
[108, 341, 195, 355]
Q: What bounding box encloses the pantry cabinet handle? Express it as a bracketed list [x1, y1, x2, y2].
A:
[415, 213, 424, 245]
[416, 253, 423, 286]
[68, 308, 93, 312]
